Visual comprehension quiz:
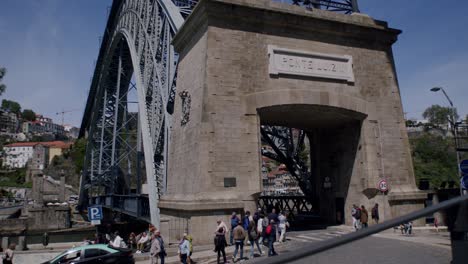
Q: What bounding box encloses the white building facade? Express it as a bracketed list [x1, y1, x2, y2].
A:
[3, 142, 36, 168]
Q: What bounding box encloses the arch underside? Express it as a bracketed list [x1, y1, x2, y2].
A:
[79, 0, 197, 226]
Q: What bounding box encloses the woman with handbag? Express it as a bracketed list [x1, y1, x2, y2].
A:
[248, 220, 263, 258]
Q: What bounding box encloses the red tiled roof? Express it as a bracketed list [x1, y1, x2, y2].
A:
[41, 141, 72, 149]
[4, 142, 39, 147]
[4, 141, 71, 149]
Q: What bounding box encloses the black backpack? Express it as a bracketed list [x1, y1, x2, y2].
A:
[355, 209, 361, 219]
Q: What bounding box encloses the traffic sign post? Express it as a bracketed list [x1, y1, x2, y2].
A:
[88, 205, 103, 226]
[378, 179, 389, 192]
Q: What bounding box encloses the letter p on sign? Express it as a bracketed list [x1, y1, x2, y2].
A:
[88, 206, 102, 221]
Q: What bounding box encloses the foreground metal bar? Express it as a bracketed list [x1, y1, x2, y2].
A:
[262, 195, 468, 264]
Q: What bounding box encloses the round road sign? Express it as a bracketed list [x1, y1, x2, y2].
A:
[378, 179, 389, 192]
[460, 160, 468, 174]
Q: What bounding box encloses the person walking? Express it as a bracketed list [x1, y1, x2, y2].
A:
[371, 203, 379, 224]
[150, 232, 161, 264]
[178, 234, 191, 264]
[253, 208, 262, 224]
[248, 218, 263, 258]
[154, 231, 166, 264]
[214, 227, 227, 264]
[268, 209, 279, 241]
[243, 211, 251, 231]
[257, 213, 265, 247]
[186, 233, 193, 264]
[278, 211, 288, 242]
[360, 205, 369, 229]
[232, 221, 246, 262]
[230, 212, 240, 245]
[2, 243, 15, 264]
[351, 204, 361, 231]
[266, 220, 277, 256]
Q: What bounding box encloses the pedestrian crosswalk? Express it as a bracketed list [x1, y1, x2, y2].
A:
[287, 230, 352, 243]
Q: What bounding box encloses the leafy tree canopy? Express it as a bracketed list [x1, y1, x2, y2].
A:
[69, 138, 87, 174]
[0, 67, 6, 96]
[22, 109, 36, 121]
[410, 133, 458, 189]
[422, 104, 458, 129]
[1, 99, 21, 115]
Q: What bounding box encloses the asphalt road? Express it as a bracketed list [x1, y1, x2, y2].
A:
[246, 231, 451, 264]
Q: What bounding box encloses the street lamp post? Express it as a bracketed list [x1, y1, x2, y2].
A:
[430, 87, 463, 195]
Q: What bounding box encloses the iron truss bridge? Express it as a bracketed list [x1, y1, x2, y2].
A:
[79, 0, 360, 226]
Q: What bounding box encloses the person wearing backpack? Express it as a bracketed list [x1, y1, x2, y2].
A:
[351, 204, 361, 231]
[248, 219, 263, 258]
[230, 212, 240, 245]
[266, 220, 278, 256]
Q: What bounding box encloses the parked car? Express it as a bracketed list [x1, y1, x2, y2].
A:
[41, 244, 134, 264]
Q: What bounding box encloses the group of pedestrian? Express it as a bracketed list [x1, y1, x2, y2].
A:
[214, 208, 288, 263]
[352, 203, 379, 231]
[89, 225, 168, 264]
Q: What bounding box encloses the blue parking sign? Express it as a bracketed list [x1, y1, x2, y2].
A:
[88, 206, 103, 221]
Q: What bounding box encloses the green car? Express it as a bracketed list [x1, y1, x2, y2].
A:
[42, 244, 135, 264]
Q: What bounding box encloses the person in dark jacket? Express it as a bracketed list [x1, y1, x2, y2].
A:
[360, 205, 369, 228]
[267, 220, 277, 257]
[371, 203, 380, 224]
[214, 227, 227, 263]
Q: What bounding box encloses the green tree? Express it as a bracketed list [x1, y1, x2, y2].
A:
[422, 104, 458, 132]
[69, 138, 87, 174]
[0, 67, 6, 96]
[22, 109, 36, 121]
[1, 99, 21, 115]
[410, 133, 458, 189]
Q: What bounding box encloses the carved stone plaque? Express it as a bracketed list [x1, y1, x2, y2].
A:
[268, 45, 354, 82]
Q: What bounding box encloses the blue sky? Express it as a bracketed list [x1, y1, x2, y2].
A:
[0, 0, 467, 127]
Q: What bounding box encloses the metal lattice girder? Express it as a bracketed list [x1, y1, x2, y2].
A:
[79, 0, 362, 226]
[79, 0, 199, 227]
[260, 126, 313, 197]
[292, 0, 359, 13]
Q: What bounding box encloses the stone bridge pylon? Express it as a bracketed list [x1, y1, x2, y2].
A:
[162, 0, 425, 244]
[79, 0, 426, 245]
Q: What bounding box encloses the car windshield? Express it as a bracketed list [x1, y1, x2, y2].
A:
[50, 249, 81, 264]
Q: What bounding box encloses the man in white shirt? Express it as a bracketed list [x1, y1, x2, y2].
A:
[215, 218, 228, 234]
[112, 231, 123, 248]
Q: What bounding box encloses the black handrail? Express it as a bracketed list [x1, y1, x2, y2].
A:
[262, 194, 468, 264]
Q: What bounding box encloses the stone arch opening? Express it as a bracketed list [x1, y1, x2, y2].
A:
[258, 104, 366, 226]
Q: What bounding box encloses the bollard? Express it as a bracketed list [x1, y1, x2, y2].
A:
[1, 237, 9, 251]
[17, 236, 27, 251]
[449, 200, 468, 264]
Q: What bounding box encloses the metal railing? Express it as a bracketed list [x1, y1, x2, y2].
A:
[262, 194, 468, 264]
